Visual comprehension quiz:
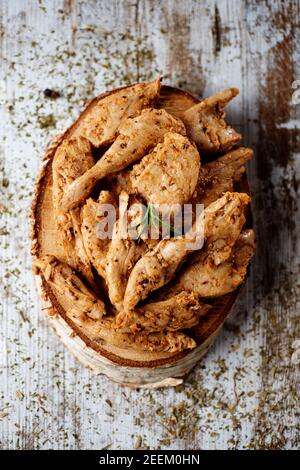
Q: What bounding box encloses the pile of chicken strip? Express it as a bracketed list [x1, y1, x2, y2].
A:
[36, 77, 255, 354]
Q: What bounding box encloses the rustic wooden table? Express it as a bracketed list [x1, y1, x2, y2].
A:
[0, 0, 299, 450]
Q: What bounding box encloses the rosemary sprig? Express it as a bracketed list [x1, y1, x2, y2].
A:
[149, 205, 181, 238]
[130, 204, 181, 241]
[133, 205, 151, 241]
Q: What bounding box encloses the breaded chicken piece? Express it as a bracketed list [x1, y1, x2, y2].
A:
[203, 191, 250, 266]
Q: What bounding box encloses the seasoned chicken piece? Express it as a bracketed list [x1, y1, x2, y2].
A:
[35, 256, 195, 352]
[172, 229, 255, 297]
[109, 169, 134, 197]
[124, 192, 250, 310]
[35, 256, 107, 320]
[106, 330, 196, 353]
[106, 232, 145, 310]
[203, 191, 250, 265]
[75, 77, 161, 147]
[61, 108, 186, 211]
[130, 132, 200, 206]
[105, 192, 147, 309]
[114, 291, 211, 333]
[109, 133, 200, 205]
[81, 191, 117, 278]
[123, 211, 204, 311]
[182, 88, 241, 154]
[52, 136, 95, 286]
[195, 147, 253, 207]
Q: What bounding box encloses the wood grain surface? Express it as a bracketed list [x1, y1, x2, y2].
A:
[0, 0, 299, 450]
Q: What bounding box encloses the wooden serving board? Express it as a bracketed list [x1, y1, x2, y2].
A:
[30, 84, 251, 387]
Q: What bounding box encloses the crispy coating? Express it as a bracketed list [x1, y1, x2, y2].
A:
[106, 330, 197, 353]
[36, 255, 107, 320]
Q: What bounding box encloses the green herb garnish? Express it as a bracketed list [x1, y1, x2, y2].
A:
[131, 204, 181, 241]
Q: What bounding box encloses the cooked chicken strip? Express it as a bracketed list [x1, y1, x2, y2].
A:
[75, 77, 161, 147]
[35, 256, 195, 352]
[182, 88, 241, 154]
[130, 132, 200, 206]
[35, 255, 107, 320]
[52, 136, 95, 286]
[81, 191, 117, 279]
[61, 108, 186, 211]
[109, 133, 200, 205]
[195, 147, 253, 207]
[105, 330, 196, 353]
[105, 192, 147, 309]
[106, 233, 145, 310]
[172, 229, 255, 297]
[123, 216, 204, 311]
[203, 191, 250, 265]
[109, 169, 134, 197]
[114, 291, 211, 333]
[124, 192, 250, 310]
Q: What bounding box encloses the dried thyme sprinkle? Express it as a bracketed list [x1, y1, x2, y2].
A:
[37, 114, 57, 129]
[134, 435, 142, 449]
[16, 390, 24, 401]
[1, 12, 298, 451]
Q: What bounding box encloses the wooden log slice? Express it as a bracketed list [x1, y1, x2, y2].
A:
[30, 84, 252, 388]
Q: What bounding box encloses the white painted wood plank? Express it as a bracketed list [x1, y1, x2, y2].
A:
[0, 0, 299, 450]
